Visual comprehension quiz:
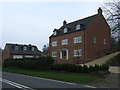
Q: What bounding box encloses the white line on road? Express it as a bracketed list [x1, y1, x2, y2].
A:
[85, 85, 96, 88]
[0, 78, 34, 90]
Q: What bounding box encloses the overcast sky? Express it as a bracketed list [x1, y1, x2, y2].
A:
[0, 0, 107, 51]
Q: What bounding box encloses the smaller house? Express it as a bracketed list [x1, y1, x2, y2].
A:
[2, 43, 41, 60]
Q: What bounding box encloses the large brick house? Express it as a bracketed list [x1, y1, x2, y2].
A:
[2, 43, 41, 60]
[49, 8, 111, 64]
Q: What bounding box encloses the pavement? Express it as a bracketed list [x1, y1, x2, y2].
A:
[87, 73, 119, 88]
[109, 66, 120, 73]
[1, 72, 96, 89]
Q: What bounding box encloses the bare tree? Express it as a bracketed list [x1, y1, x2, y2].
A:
[102, 0, 120, 40]
[42, 44, 49, 56]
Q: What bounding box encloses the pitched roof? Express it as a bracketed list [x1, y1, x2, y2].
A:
[50, 14, 98, 37]
[5, 43, 41, 55]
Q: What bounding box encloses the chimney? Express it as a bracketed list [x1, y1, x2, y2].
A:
[98, 7, 102, 15]
[63, 20, 67, 26]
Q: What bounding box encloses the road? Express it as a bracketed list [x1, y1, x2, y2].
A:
[1, 72, 96, 89]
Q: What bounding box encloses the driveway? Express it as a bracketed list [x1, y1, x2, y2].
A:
[85, 52, 119, 66]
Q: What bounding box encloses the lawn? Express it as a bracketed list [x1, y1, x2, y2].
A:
[2, 67, 101, 84]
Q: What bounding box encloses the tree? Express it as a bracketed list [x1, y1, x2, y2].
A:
[0, 47, 2, 58]
[42, 44, 49, 56]
[102, 0, 120, 40]
[102, 0, 120, 51]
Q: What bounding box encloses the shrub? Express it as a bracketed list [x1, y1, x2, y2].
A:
[82, 65, 89, 73]
[3, 56, 54, 71]
[88, 65, 95, 73]
[100, 64, 109, 71]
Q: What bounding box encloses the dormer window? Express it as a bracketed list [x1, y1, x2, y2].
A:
[31, 47, 35, 51]
[76, 24, 81, 30]
[64, 28, 68, 33]
[14, 46, 18, 50]
[23, 46, 27, 50]
[53, 31, 57, 36]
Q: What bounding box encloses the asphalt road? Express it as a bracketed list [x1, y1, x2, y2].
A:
[1, 72, 96, 89]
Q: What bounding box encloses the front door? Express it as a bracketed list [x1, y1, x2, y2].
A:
[60, 49, 68, 60]
[62, 50, 67, 59]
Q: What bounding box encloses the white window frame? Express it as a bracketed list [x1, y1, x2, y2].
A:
[52, 41, 57, 46]
[13, 55, 23, 59]
[74, 36, 82, 43]
[76, 24, 81, 30]
[74, 49, 82, 56]
[31, 47, 35, 51]
[53, 31, 57, 36]
[52, 51, 57, 57]
[62, 39, 68, 45]
[25, 55, 34, 58]
[23, 46, 27, 50]
[104, 39, 106, 44]
[93, 37, 96, 43]
[64, 28, 68, 33]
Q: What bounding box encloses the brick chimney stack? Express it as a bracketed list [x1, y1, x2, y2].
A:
[98, 7, 102, 15]
[63, 20, 67, 26]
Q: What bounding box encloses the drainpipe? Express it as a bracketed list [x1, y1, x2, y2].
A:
[83, 28, 86, 64]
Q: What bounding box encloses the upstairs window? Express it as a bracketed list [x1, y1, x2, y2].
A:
[76, 24, 81, 30]
[74, 36, 82, 43]
[53, 31, 57, 36]
[52, 41, 57, 46]
[62, 39, 68, 45]
[74, 49, 82, 56]
[64, 28, 68, 33]
[31, 47, 35, 51]
[103, 39, 106, 44]
[93, 37, 96, 43]
[23, 46, 27, 50]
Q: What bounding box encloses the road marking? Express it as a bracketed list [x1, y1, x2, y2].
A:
[85, 85, 96, 88]
[0, 78, 34, 90]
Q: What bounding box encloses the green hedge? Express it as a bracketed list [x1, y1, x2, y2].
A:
[50, 64, 109, 73]
[3, 56, 54, 71]
[3, 57, 109, 73]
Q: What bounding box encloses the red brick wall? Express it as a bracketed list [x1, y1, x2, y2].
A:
[84, 14, 111, 60]
[2, 48, 10, 61]
[49, 31, 85, 63]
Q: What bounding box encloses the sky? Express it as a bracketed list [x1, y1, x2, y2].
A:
[0, 0, 107, 51]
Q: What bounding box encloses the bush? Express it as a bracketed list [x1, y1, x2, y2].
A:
[50, 63, 109, 74]
[3, 56, 54, 71]
[82, 65, 89, 73]
[100, 64, 109, 71]
[88, 65, 95, 73]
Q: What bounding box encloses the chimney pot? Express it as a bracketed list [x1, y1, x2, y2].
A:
[63, 20, 67, 26]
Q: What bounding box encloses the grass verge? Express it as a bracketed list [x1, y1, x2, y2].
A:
[2, 67, 101, 84]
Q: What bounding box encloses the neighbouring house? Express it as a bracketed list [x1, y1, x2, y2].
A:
[49, 8, 111, 64]
[2, 43, 41, 60]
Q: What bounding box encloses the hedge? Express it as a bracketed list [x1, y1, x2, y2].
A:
[3, 56, 54, 71]
[50, 64, 109, 73]
[3, 57, 109, 73]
